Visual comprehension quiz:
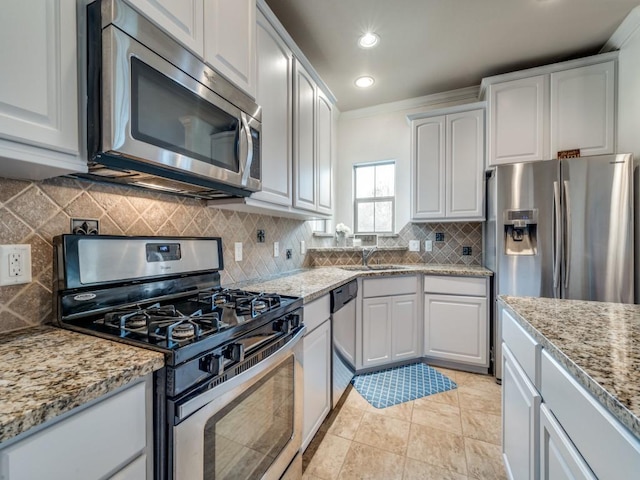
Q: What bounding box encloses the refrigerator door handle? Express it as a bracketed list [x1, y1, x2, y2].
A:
[563, 180, 571, 289]
[553, 181, 562, 296]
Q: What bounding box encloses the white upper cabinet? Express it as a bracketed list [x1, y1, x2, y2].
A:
[484, 54, 617, 166]
[446, 109, 484, 219]
[488, 75, 548, 166]
[0, 0, 85, 180]
[412, 116, 446, 219]
[204, 0, 257, 98]
[127, 0, 204, 55]
[293, 61, 317, 212]
[252, 11, 293, 207]
[409, 106, 485, 222]
[550, 61, 615, 158]
[316, 89, 333, 215]
[128, 0, 256, 97]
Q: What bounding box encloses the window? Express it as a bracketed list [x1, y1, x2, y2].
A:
[354, 161, 395, 233]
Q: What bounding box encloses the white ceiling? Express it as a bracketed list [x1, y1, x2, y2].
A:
[263, 0, 639, 112]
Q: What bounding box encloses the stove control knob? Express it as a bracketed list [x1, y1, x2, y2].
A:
[224, 343, 244, 362]
[274, 318, 291, 334]
[200, 354, 224, 375]
[290, 314, 301, 329]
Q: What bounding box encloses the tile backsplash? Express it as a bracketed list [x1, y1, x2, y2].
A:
[0, 176, 313, 333]
[308, 222, 483, 266]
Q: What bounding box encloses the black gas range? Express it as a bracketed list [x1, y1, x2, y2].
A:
[53, 235, 305, 479]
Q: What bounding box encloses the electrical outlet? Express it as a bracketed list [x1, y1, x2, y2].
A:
[273, 242, 280, 257]
[286, 249, 292, 259]
[425, 240, 433, 252]
[234, 242, 243, 262]
[462, 246, 472, 256]
[300, 240, 306, 255]
[409, 240, 420, 252]
[435, 232, 445, 242]
[0, 244, 32, 286]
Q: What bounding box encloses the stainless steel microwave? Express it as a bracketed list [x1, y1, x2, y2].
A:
[78, 0, 262, 199]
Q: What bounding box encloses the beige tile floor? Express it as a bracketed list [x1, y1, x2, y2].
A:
[302, 367, 506, 480]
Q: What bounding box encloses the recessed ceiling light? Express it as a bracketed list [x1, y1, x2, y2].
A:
[355, 76, 375, 88]
[358, 32, 379, 49]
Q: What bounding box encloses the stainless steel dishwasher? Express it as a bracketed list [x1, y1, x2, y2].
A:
[330, 280, 358, 408]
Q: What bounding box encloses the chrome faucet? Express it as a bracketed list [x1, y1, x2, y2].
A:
[361, 247, 379, 266]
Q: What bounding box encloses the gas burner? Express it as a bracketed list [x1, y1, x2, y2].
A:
[253, 300, 268, 311]
[171, 322, 196, 340]
[123, 312, 148, 329]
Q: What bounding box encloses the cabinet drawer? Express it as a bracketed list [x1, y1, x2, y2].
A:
[501, 308, 541, 388]
[423, 275, 486, 296]
[541, 351, 640, 479]
[304, 294, 330, 333]
[0, 381, 147, 480]
[363, 276, 417, 298]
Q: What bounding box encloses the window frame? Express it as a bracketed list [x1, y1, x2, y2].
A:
[353, 160, 396, 234]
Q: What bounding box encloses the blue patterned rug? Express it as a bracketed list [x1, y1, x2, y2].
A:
[351, 362, 457, 409]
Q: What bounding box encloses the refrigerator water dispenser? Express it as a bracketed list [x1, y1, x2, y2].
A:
[503, 209, 538, 255]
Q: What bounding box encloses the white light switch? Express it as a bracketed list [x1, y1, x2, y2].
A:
[300, 240, 306, 254]
[425, 240, 433, 252]
[274, 242, 280, 257]
[234, 242, 243, 262]
[409, 240, 420, 252]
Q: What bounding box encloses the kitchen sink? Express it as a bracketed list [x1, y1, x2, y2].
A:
[339, 265, 408, 271]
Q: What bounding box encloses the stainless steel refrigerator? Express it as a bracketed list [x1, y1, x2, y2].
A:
[485, 153, 635, 380]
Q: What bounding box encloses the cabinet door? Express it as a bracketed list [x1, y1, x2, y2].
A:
[411, 116, 446, 219]
[204, 0, 256, 97]
[391, 294, 419, 361]
[550, 61, 615, 157]
[424, 294, 488, 366]
[362, 297, 392, 368]
[446, 109, 484, 219]
[488, 75, 549, 166]
[0, 0, 79, 158]
[252, 12, 292, 206]
[293, 61, 317, 211]
[502, 345, 541, 480]
[128, 0, 204, 55]
[539, 404, 596, 480]
[302, 320, 331, 450]
[316, 89, 333, 215]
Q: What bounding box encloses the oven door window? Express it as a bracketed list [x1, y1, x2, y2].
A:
[203, 356, 294, 479]
[131, 57, 240, 173]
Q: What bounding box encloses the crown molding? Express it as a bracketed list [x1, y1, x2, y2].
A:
[339, 86, 480, 120]
[601, 6, 640, 52]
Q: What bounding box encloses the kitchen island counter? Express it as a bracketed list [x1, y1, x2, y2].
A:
[0, 326, 164, 444]
[500, 295, 640, 440]
[232, 264, 493, 303]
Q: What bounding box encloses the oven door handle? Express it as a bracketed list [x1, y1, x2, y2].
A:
[175, 326, 306, 421]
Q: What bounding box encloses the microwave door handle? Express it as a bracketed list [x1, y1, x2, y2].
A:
[239, 113, 254, 187]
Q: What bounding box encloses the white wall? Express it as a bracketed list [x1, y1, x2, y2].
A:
[335, 88, 478, 232]
[614, 6, 640, 303]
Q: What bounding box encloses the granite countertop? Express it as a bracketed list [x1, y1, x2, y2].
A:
[233, 264, 493, 303]
[0, 326, 165, 445]
[499, 295, 640, 439]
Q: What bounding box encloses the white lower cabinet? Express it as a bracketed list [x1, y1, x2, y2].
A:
[0, 377, 152, 480]
[423, 275, 489, 368]
[502, 345, 541, 480]
[539, 404, 595, 480]
[302, 296, 331, 451]
[362, 294, 419, 368]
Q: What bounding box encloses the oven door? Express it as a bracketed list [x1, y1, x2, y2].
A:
[96, 24, 261, 191]
[172, 327, 304, 480]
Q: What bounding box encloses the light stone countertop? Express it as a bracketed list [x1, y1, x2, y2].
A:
[0, 326, 164, 444]
[499, 295, 640, 440]
[231, 264, 493, 303]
